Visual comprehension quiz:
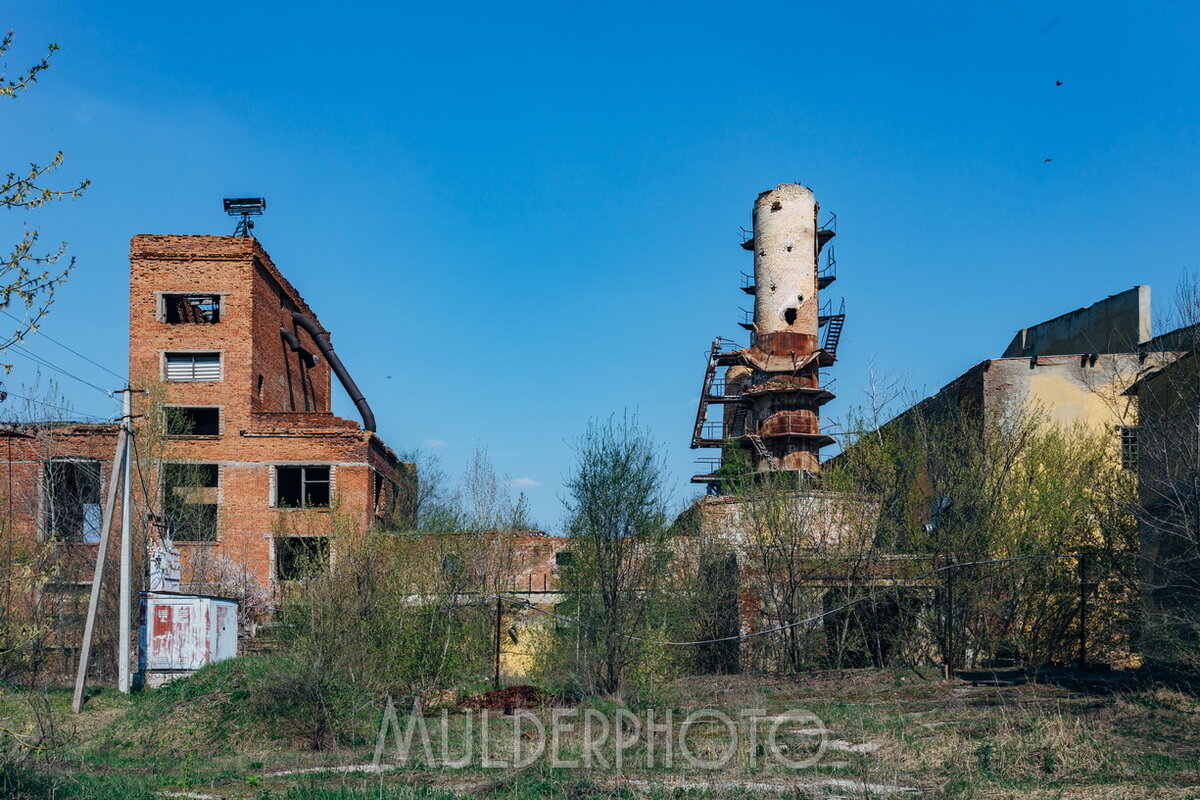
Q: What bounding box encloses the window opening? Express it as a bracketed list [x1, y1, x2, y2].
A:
[165, 407, 220, 437]
[44, 459, 102, 542]
[1120, 426, 1138, 472]
[275, 465, 331, 508]
[276, 536, 329, 580]
[162, 462, 218, 542]
[163, 294, 220, 324]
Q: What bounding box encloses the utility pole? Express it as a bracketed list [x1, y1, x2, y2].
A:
[493, 595, 503, 693]
[73, 401, 131, 713]
[118, 389, 133, 694]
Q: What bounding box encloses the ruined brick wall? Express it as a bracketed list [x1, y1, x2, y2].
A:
[0, 424, 124, 678]
[126, 235, 414, 591]
[0, 424, 121, 581]
[0, 234, 415, 680]
[247, 250, 333, 415]
[128, 235, 334, 425]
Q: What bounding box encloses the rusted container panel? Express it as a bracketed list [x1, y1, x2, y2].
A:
[139, 592, 238, 673]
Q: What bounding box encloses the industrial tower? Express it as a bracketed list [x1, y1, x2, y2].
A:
[691, 184, 845, 489]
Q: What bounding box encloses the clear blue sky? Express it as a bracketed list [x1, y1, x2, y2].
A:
[3, 1, 1199, 530]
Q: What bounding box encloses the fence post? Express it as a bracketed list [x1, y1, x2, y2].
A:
[1078, 552, 1088, 669]
[944, 559, 954, 681]
[494, 595, 503, 692]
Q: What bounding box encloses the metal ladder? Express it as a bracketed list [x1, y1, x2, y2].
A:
[821, 299, 846, 361]
[691, 339, 722, 448]
[746, 434, 777, 469]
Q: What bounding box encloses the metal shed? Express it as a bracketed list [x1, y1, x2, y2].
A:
[139, 591, 238, 686]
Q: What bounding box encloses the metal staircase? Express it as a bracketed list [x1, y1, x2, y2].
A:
[692, 339, 742, 449]
[818, 245, 837, 289]
[821, 298, 846, 361]
[691, 340, 720, 448]
[746, 434, 775, 468]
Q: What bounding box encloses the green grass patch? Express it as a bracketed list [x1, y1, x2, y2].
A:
[92, 654, 376, 762]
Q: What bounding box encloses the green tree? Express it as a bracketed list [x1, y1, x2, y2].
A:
[556, 415, 676, 696]
[837, 391, 1137, 669]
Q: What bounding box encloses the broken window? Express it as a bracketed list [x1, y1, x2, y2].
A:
[162, 463, 218, 542]
[372, 471, 401, 526]
[275, 536, 329, 580]
[165, 352, 222, 381]
[275, 465, 331, 509]
[163, 294, 220, 324]
[1120, 426, 1139, 472]
[44, 459, 102, 543]
[164, 407, 220, 437]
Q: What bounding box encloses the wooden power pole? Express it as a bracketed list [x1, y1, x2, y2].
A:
[72, 399, 131, 713]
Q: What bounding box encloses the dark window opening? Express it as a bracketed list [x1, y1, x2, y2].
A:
[44, 459, 102, 542]
[371, 472, 401, 526]
[275, 465, 331, 508]
[784, 307, 798, 325]
[276, 536, 329, 580]
[1120, 426, 1138, 472]
[165, 407, 220, 437]
[441, 553, 463, 574]
[162, 462, 218, 542]
[555, 551, 575, 568]
[257, 374, 264, 398]
[164, 294, 221, 324]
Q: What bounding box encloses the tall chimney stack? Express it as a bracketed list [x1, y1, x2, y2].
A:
[741, 184, 834, 474]
[691, 183, 843, 486]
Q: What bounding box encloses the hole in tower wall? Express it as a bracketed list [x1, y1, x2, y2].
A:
[784, 308, 798, 325]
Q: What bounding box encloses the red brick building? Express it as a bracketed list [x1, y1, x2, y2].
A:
[1, 234, 415, 601]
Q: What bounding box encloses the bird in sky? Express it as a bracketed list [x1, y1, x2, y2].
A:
[1055, 80, 1063, 86]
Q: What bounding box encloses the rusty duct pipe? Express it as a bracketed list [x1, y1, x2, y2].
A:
[289, 312, 377, 433]
[279, 327, 319, 368]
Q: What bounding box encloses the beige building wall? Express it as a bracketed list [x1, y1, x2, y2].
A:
[980, 353, 1146, 432]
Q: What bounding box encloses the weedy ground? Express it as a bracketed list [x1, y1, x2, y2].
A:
[3, 659, 1200, 799]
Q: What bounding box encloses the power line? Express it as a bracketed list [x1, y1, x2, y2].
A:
[0, 309, 126, 382]
[7, 342, 118, 399]
[128, 428, 162, 523]
[3, 390, 113, 423]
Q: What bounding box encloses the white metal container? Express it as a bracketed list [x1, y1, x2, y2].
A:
[139, 592, 238, 681]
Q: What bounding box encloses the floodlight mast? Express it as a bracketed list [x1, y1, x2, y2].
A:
[223, 197, 266, 237]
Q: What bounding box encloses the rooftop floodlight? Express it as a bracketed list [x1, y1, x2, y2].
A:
[223, 197, 266, 237]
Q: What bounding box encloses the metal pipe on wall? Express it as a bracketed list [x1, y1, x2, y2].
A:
[290, 311, 377, 432]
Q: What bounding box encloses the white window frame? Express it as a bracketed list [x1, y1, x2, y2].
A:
[271, 464, 334, 510]
[163, 351, 223, 382]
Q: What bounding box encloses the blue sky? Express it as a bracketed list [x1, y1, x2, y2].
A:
[3, 1, 1199, 529]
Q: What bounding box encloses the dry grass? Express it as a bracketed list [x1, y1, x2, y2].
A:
[7, 668, 1200, 798]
